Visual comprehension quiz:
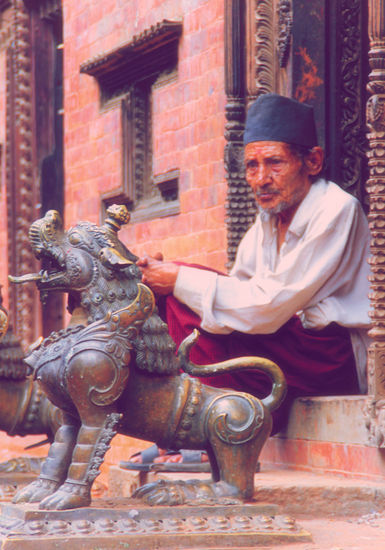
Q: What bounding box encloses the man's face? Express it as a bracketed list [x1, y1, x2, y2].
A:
[244, 141, 312, 215]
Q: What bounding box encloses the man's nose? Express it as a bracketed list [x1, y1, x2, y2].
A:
[248, 165, 272, 188]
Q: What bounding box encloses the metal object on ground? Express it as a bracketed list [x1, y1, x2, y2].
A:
[0, 302, 61, 441]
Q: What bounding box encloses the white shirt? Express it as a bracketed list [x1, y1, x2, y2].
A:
[174, 179, 371, 392]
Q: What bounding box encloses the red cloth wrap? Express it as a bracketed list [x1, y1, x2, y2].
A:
[157, 269, 358, 434]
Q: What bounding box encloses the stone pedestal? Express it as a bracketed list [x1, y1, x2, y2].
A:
[0, 500, 311, 549]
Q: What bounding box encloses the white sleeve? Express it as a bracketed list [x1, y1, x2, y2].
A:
[174, 199, 368, 335]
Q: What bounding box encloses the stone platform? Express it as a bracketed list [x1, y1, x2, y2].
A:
[0, 500, 311, 549]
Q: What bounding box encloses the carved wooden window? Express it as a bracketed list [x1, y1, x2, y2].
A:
[120, 84, 153, 209]
[116, 80, 179, 222]
[80, 20, 182, 222]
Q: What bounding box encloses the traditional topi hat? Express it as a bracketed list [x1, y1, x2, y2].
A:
[243, 93, 318, 148]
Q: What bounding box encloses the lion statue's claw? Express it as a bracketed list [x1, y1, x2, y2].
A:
[12, 478, 60, 504]
[39, 484, 91, 510]
[133, 479, 241, 506]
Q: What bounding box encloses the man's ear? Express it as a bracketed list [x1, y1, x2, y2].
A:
[303, 146, 324, 176]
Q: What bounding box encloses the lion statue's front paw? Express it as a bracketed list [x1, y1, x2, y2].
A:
[12, 478, 60, 504]
[133, 479, 242, 506]
[39, 481, 91, 510]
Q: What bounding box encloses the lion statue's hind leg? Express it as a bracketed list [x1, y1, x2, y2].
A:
[204, 392, 271, 499]
[134, 391, 271, 506]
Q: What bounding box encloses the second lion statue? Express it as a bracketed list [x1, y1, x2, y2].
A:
[9, 205, 286, 510]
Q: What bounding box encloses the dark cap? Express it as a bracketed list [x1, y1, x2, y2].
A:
[243, 93, 318, 148]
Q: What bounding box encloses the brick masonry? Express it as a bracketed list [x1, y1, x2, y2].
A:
[63, 0, 228, 270]
[0, 0, 229, 476]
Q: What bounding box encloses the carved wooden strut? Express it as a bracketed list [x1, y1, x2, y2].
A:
[364, 0, 385, 446]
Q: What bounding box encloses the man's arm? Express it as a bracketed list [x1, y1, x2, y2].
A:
[174, 198, 371, 334]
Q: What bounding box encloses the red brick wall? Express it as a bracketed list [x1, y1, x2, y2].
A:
[63, 0, 228, 270]
[61, 0, 228, 472]
[0, 0, 228, 475]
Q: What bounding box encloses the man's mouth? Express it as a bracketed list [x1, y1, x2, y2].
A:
[255, 191, 279, 201]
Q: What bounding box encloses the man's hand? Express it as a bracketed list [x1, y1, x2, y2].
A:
[136, 254, 180, 295]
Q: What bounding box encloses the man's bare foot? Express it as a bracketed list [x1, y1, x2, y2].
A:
[129, 446, 209, 464]
[129, 447, 168, 464]
[154, 450, 209, 464]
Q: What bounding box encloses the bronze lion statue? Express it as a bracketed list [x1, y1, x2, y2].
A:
[0, 297, 61, 444]
[9, 205, 286, 510]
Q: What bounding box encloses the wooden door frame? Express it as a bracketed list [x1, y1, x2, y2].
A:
[224, 0, 385, 447]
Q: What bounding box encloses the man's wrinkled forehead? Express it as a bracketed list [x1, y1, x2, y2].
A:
[244, 141, 293, 160]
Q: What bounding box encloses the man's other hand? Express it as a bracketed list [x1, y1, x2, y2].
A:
[136, 254, 179, 295]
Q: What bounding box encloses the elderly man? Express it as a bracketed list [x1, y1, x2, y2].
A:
[129, 93, 371, 467]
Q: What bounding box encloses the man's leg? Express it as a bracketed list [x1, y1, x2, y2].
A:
[127, 295, 359, 465]
[159, 295, 359, 435]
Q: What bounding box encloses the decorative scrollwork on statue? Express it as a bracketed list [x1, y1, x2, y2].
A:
[85, 412, 122, 484]
[206, 393, 265, 445]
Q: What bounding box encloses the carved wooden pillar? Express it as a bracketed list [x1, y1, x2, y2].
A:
[224, 0, 247, 265]
[7, 0, 39, 345]
[225, 0, 283, 265]
[364, 0, 385, 446]
[246, 0, 276, 100]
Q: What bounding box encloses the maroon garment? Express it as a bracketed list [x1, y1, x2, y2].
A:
[157, 294, 359, 435]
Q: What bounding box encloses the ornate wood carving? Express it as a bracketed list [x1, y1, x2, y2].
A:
[277, 0, 292, 68]
[246, 0, 275, 101]
[225, 1, 253, 265]
[363, 0, 385, 446]
[133, 86, 152, 203]
[338, 0, 368, 206]
[225, 0, 281, 265]
[6, 0, 38, 346]
[102, 85, 152, 211]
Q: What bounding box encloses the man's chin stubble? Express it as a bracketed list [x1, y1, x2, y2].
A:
[257, 201, 290, 215]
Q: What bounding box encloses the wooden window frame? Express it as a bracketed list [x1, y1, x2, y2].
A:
[80, 20, 182, 222]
